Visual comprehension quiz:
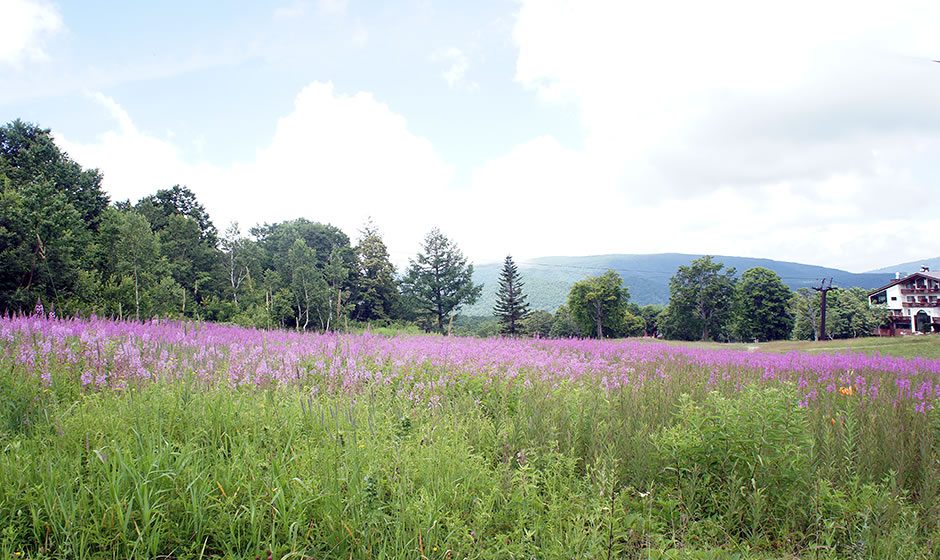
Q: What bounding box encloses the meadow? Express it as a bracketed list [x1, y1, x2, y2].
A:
[1, 315, 938, 559]
[667, 335, 940, 361]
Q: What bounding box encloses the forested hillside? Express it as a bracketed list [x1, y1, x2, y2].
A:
[869, 256, 940, 275]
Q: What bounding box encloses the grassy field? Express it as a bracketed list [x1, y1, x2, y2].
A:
[650, 334, 940, 360]
[1, 316, 937, 559]
[753, 334, 940, 359]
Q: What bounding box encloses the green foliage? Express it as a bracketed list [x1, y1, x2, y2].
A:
[134, 184, 217, 244]
[158, 214, 218, 308]
[665, 256, 737, 341]
[653, 386, 813, 543]
[792, 287, 888, 341]
[791, 287, 820, 341]
[567, 269, 631, 339]
[520, 309, 553, 338]
[550, 304, 582, 338]
[401, 228, 483, 333]
[219, 221, 254, 311]
[731, 267, 794, 342]
[0, 119, 110, 314]
[0, 119, 109, 229]
[639, 304, 665, 337]
[493, 255, 530, 335]
[97, 210, 168, 320]
[287, 238, 327, 331]
[247, 219, 357, 330]
[825, 287, 887, 339]
[353, 220, 399, 322]
[0, 178, 88, 313]
[452, 315, 501, 337]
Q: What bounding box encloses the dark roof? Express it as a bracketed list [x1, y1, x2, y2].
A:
[868, 271, 940, 296]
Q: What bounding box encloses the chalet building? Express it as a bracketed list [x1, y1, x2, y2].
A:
[868, 266, 940, 336]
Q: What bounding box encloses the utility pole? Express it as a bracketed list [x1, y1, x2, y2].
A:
[812, 278, 837, 341]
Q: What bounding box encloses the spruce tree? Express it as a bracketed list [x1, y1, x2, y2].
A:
[494, 255, 530, 335]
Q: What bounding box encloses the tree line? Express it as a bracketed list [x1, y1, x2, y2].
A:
[0, 120, 482, 331]
[3, 119, 886, 341]
[487, 254, 889, 342]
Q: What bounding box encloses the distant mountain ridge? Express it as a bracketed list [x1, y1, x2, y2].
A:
[462, 253, 896, 317]
[867, 256, 940, 276]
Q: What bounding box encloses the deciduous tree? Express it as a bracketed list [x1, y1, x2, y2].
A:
[520, 309, 553, 338]
[731, 267, 793, 341]
[550, 304, 581, 338]
[353, 220, 399, 322]
[665, 256, 737, 341]
[0, 119, 109, 229]
[567, 269, 630, 339]
[824, 287, 887, 339]
[791, 288, 821, 341]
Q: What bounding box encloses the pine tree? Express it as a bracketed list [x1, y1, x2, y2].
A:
[494, 255, 530, 336]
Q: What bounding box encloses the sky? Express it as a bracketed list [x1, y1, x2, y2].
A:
[2, 0, 939, 273]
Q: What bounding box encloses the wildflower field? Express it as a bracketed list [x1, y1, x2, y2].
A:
[1, 315, 938, 559]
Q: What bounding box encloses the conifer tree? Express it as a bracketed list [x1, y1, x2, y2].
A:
[402, 228, 482, 333]
[494, 255, 530, 335]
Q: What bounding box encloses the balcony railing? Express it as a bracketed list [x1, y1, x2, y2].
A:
[900, 287, 940, 295]
[901, 301, 940, 308]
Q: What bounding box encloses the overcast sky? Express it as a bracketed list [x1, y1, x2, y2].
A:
[2, 0, 939, 272]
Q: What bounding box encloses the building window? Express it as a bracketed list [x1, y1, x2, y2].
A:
[891, 296, 897, 301]
[871, 292, 887, 305]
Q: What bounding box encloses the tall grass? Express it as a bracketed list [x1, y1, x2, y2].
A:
[0, 315, 937, 558]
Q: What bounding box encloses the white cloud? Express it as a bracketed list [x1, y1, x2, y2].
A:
[44, 1, 940, 273]
[492, 0, 940, 270]
[56, 92, 215, 204]
[0, 0, 62, 66]
[224, 82, 454, 245]
[57, 83, 455, 265]
[459, 136, 619, 259]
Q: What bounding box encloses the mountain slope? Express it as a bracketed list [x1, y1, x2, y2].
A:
[462, 253, 895, 317]
[868, 256, 940, 275]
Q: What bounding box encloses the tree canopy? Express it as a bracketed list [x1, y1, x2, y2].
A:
[664, 256, 737, 341]
[134, 185, 217, 245]
[567, 269, 633, 339]
[731, 267, 793, 342]
[354, 220, 398, 322]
